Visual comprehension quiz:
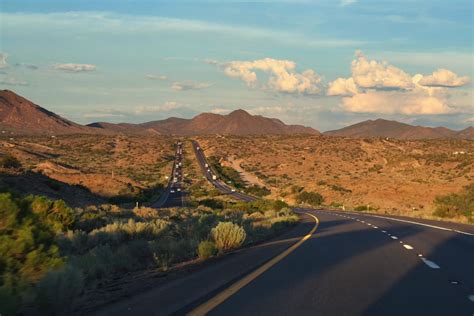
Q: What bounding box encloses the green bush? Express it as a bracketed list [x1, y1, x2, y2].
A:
[0, 154, 21, 169]
[197, 241, 217, 260]
[36, 266, 84, 315]
[433, 184, 473, 219]
[296, 191, 324, 206]
[0, 192, 66, 315]
[211, 222, 246, 252]
[244, 185, 271, 197]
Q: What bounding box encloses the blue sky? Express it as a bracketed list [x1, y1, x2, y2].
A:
[0, 0, 472, 131]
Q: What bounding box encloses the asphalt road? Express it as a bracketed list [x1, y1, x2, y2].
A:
[152, 141, 186, 208]
[191, 140, 256, 202]
[96, 209, 474, 316]
[97, 142, 474, 315]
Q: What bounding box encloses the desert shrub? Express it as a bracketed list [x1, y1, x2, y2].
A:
[433, 184, 474, 219]
[0, 154, 21, 169]
[296, 191, 324, 206]
[291, 185, 304, 193]
[244, 185, 271, 197]
[354, 205, 371, 211]
[368, 164, 383, 172]
[211, 222, 246, 252]
[272, 200, 288, 211]
[36, 266, 84, 315]
[197, 241, 217, 260]
[0, 192, 66, 315]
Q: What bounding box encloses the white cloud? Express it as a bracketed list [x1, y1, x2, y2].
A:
[53, 63, 96, 72]
[221, 58, 323, 94]
[328, 51, 471, 115]
[210, 108, 231, 114]
[83, 112, 125, 119]
[0, 77, 28, 86]
[327, 77, 359, 96]
[464, 116, 474, 123]
[342, 90, 450, 115]
[351, 51, 413, 90]
[171, 81, 212, 91]
[135, 101, 185, 114]
[146, 74, 168, 80]
[0, 53, 8, 68]
[418, 69, 470, 88]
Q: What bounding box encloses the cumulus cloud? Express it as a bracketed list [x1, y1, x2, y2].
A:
[53, 63, 96, 72]
[0, 77, 29, 86]
[171, 81, 212, 91]
[418, 69, 470, 87]
[327, 77, 359, 96]
[327, 51, 471, 115]
[0, 53, 8, 69]
[351, 51, 413, 90]
[221, 58, 323, 94]
[342, 90, 450, 115]
[146, 74, 168, 80]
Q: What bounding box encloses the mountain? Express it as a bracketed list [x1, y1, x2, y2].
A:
[455, 127, 474, 140]
[0, 90, 97, 135]
[323, 119, 465, 140]
[91, 109, 320, 135]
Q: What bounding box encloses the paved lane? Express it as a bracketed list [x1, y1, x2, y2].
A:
[153, 141, 186, 208]
[195, 210, 474, 316]
[191, 140, 256, 202]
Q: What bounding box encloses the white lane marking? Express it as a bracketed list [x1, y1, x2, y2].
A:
[418, 254, 423, 257]
[373, 226, 378, 229]
[381, 230, 387, 233]
[468, 295, 474, 302]
[391, 236, 398, 240]
[403, 244, 414, 250]
[421, 258, 440, 269]
[368, 215, 474, 236]
[454, 230, 474, 237]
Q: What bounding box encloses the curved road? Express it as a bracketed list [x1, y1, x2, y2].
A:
[96, 141, 474, 315]
[191, 140, 256, 202]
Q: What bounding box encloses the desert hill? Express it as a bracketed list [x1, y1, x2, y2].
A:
[324, 119, 471, 140]
[92, 109, 320, 135]
[0, 90, 98, 135]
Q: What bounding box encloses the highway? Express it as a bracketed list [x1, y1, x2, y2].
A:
[96, 141, 474, 315]
[191, 140, 256, 202]
[152, 141, 186, 208]
[97, 209, 474, 315]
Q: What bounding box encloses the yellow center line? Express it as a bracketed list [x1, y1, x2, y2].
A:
[187, 212, 320, 316]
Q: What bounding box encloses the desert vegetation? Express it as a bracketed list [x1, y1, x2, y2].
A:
[0, 135, 175, 207]
[198, 135, 474, 223]
[0, 185, 298, 314]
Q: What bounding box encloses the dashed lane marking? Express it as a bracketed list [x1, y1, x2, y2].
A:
[421, 258, 440, 269]
[403, 244, 414, 250]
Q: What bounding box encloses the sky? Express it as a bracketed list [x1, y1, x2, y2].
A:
[0, 0, 473, 131]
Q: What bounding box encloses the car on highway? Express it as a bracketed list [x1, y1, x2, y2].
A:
[170, 189, 175, 193]
[231, 188, 236, 192]
[177, 188, 181, 192]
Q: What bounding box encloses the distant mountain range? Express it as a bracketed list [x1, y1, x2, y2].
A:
[324, 119, 473, 140]
[0, 90, 472, 139]
[0, 90, 318, 136]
